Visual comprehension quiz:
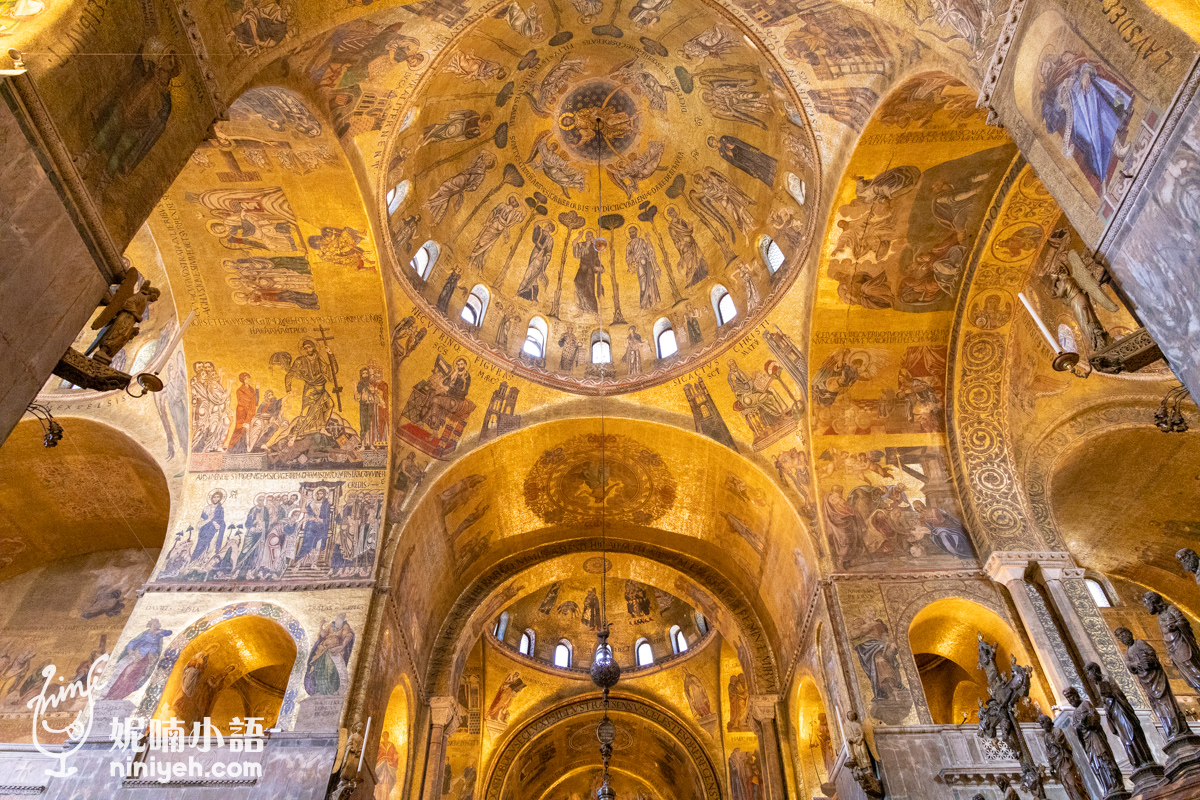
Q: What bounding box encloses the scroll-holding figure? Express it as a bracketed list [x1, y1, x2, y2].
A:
[1114, 626, 1200, 772]
[1065, 686, 1130, 800]
[1038, 714, 1088, 800]
[1144, 591, 1200, 693]
[1085, 662, 1162, 790]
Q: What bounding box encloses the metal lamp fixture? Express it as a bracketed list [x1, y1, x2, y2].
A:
[588, 114, 620, 800]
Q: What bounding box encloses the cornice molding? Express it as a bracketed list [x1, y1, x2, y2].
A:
[976, 0, 1030, 122]
[142, 578, 375, 593]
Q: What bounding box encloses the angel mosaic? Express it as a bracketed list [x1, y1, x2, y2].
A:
[527, 132, 587, 198]
[606, 141, 666, 198]
[425, 152, 498, 223]
[444, 51, 508, 83]
[504, 1, 546, 40]
[308, 226, 374, 271]
[696, 65, 772, 130]
[611, 59, 669, 112]
[628, 0, 671, 27]
[682, 25, 739, 62]
[420, 110, 493, 146]
[526, 57, 587, 116]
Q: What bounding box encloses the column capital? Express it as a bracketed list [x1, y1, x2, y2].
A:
[749, 694, 781, 721]
[428, 695, 464, 732]
[984, 551, 1075, 584]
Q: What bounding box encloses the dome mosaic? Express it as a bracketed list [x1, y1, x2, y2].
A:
[383, 0, 819, 393]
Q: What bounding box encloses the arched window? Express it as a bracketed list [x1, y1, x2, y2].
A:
[1086, 578, 1113, 608]
[386, 180, 410, 215]
[759, 235, 786, 274]
[694, 611, 709, 635]
[410, 241, 439, 280]
[129, 340, 160, 375]
[523, 316, 549, 358]
[554, 640, 573, 668]
[519, 629, 535, 656]
[494, 612, 510, 641]
[711, 285, 737, 325]
[461, 284, 489, 327]
[635, 638, 654, 667]
[669, 625, 689, 655]
[653, 317, 678, 359]
[591, 330, 612, 364]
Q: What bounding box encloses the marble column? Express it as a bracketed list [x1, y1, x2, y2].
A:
[750, 694, 787, 800]
[420, 696, 463, 800]
[1041, 561, 1151, 710]
[985, 552, 1084, 705]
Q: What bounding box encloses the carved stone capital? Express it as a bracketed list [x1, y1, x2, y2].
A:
[749, 694, 781, 722]
[429, 696, 464, 734]
[984, 553, 1032, 585]
[985, 551, 1076, 584]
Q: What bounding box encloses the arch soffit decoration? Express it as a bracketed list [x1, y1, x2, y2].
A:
[481, 694, 724, 800]
[946, 158, 1052, 558]
[805, 68, 1023, 574]
[132, 602, 310, 731]
[874, 579, 1032, 725]
[947, 161, 1181, 562]
[422, 539, 781, 697]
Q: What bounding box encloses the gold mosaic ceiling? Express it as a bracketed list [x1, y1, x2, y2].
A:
[0, 419, 169, 581]
[384, 0, 818, 393]
[495, 574, 705, 669]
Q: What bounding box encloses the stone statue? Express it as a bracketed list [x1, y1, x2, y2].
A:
[90, 281, 161, 367]
[1143, 591, 1200, 692]
[1114, 626, 1194, 742]
[1084, 662, 1156, 782]
[328, 721, 365, 799]
[976, 635, 1045, 798]
[1038, 714, 1089, 800]
[844, 711, 883, 798]
[1040, 229, 1113, 351]
[1177, 549, 1200, 586]
[1065, 686, 1129, 799]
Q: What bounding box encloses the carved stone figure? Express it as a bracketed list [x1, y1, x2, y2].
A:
[1065, 686, 1129, 799]
[329, 720, 365, 799]
[1040, 228, 1114, 351]
[1144, 591, 1200, 692]
[1084, 662, 1159, 779]
[1039, 714, 1088, 800]
[90, 282, 161, 366]
[844, 711, 883, 798]
[1177, 548, 1200, 586]
[1114, 627, 1194, 742]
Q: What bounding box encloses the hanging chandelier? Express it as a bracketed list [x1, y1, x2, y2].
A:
[588, 115, 619, 800]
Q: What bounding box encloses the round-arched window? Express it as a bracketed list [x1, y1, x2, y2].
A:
[711, 285, 737, 325]
[461, 285, 490, 327]
[635, 638, 654, 667]
[410, 241, 439, 280]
